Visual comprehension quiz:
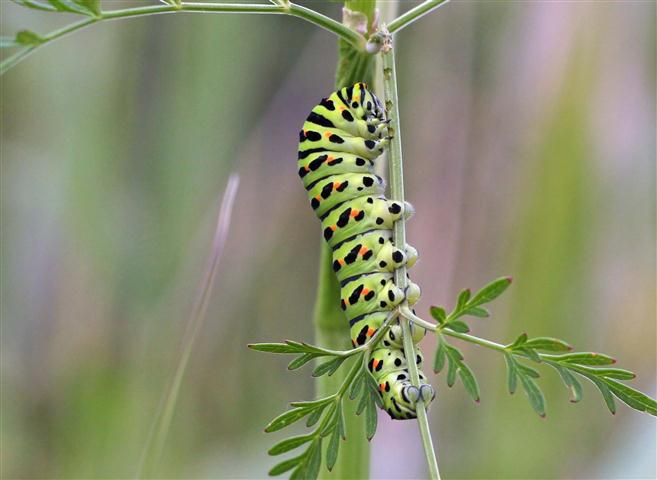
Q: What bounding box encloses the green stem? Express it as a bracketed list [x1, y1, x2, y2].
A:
[382, 36, 441, 480]
[387, 0, 450, 33]
[1, 1, 365, 75]
[314, 3, 376, 477]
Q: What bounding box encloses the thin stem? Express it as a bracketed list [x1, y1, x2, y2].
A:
[2, 1, 365, 75]
[137, 174, 240, 478]
[382, 38, 441, 480]
[442, 330, 509, 353]
[387, 0, 450, 33]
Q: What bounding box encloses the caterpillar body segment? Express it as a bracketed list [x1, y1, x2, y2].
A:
[297, 83, 434, 420]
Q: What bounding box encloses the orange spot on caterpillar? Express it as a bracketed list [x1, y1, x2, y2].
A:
[326, 155, 333, 162]
[379, 383, 385, 393]
[324, 131, 332, 138]
[361, 288, 370, 296]
[372, 359, 381, 369]
[358, 246, 368, 256]
[367, 327, 376, 337]
[330, 225, 337, 231]
[304, 166, 310, 172]
[339, 106, 346, 111]
[338, 259, 345, 266]
[350, 209, 360, 218]
[333, 181, 341, 189]
[315, 195, 321, 201]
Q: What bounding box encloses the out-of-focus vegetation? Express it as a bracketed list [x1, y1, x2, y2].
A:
[1, 1, 655, 478]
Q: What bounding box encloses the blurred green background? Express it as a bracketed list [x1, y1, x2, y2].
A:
[1, 1, 655, 478]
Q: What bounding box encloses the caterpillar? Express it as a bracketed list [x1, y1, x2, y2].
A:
[297, 82, 435, 420]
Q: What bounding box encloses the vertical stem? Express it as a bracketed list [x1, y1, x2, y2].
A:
[382, 37, 441, 480]
[315, 3, 376, 478]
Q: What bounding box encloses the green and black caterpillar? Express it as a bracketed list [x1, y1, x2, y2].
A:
[297, 82, 435, 420]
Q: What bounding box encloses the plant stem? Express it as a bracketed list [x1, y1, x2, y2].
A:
[1, 1, 365, 75]
[382, 35, 441, 480]
[387, 0, 450, 33]
[314, 3, 377, 477]
[137, 175, 239, 478]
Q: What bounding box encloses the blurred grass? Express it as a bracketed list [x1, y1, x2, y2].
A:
[1, 1, 655, 478]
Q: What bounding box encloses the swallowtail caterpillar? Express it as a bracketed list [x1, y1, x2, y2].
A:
[297, 83, 435, 419]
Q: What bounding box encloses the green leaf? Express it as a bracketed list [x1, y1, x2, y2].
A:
[433, 335, 446, 373]
[517, 347, 541, 363]
[605, 379, 657, 416]
[365, 393, 377, 440]
[288, 353, 318, 370]
[312, 357, 345, 377]
[458, 362, 480, 402]
[11, 0, 58, 12]
[305, 439, 322, 480]
[462, 306, 490, 318]
[320, 405, 338, 437]
[265, 407, 312, 433]
[557, 352, 616, 366]
[269, 454, 305, 476]
[16, 30, 44, 46]
[553, 365, 583, 403]
[519, 374, 546, 417]
[349, 371, 364, 400]
[248, 342, 306, 354]
[289, 397, 333, 408]
[524, 337, 573, 352]
[305, 407, 324, 428]
[430, 306, 446, 324]
[509, 332, 528, 349]
[446, 355, 458, 387]
[585, 375, 616, 414]
[336, 401, 346, 438]
[456, 288, 471, 310]
[517, 363, 540, 378]
[356, 387, 369, 415]
[595, 368, 636, 380]
[504, 353, 518, 394]
[445, 320, 470, 333]
[326, 427, 340, 471]
[268, 434, 314, 455]
[468, 276, 512, 308]
[72, 0, 100, 16]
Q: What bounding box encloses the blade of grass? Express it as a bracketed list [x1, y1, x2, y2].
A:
[137, 173, 240, 477]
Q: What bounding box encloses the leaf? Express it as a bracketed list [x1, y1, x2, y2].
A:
[524, 337, 572, 352]
[305, 407, 324, 427]
[11, 0, 58, 12]
[305, 439, 322, 480]
[326, 427, 340, 471]
[458, 362, 480, 402]
[289, 397, 333, 408]
[16, 30, 44, 46]
[557, 352, 616, 366]
[312, 357, 345, 377]
[595, 368, 636, 380]
[248, 342, 306, 354]
[462, 306, 490, 318]
[468, 276, 512, 308]
[430, 306, 446, 324]
[517, 363, 540, 379]
[445, 320, 470, 333]
[446, 355, 458, 387]
[504, 353, 518, 394]
[365, 393, 377, 440]
[268, 434, 314, 455]
[456, 288, 471, 310]
[265, 407, 312, 433]
[356, 386, 369, 415]
[585, 375, 616, 414]
[605, 379, 657, 416]
[269, 454, 305, 476]
[288, 353, 318, 370]
[509, 332, 528, 349]
[517, 347, 541, 363]
[349, 371, 364, 400]
[72, 0, 100, 16]
[553, 365, 583, 403]
[433, 335, 446, 373]
[519, 374, 546, 417]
